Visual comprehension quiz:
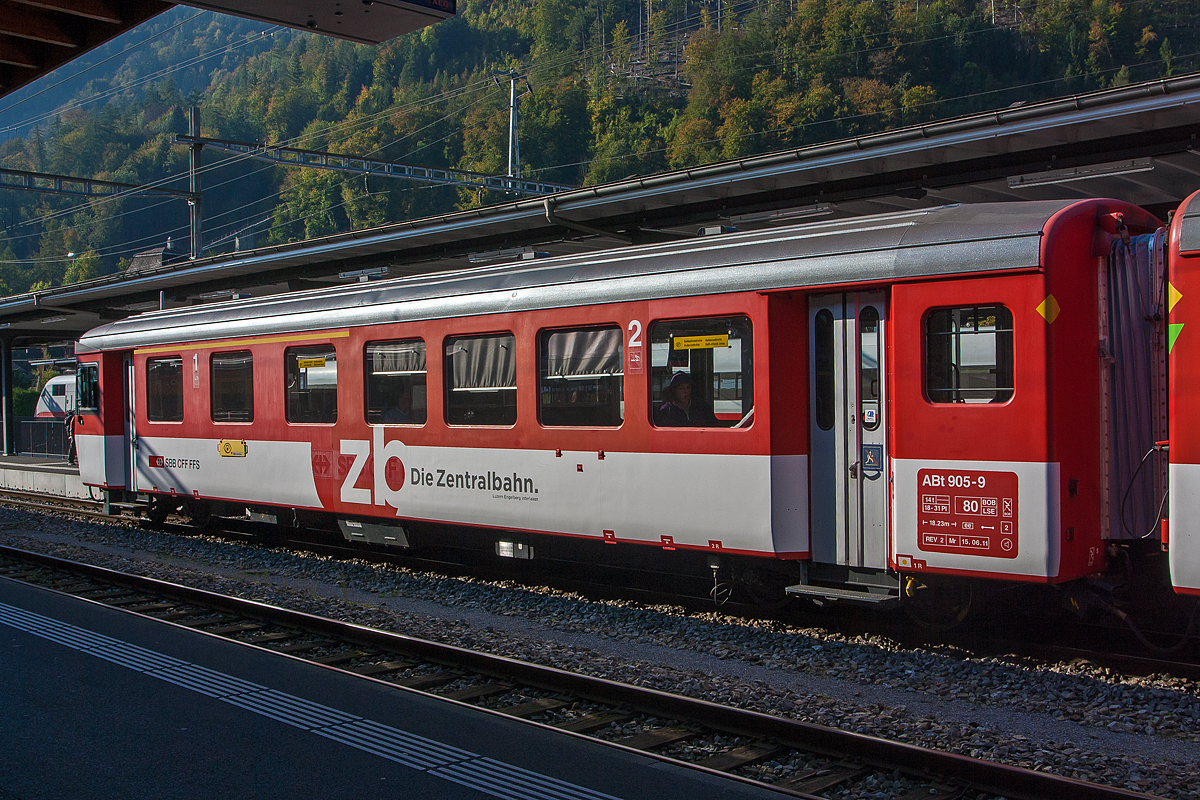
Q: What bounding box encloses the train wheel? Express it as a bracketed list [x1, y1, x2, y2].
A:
[144, 496, 178, 527]
[738, 565, 793, 609]
[183, 499, 213, 530]
[902, 575, 973, 630]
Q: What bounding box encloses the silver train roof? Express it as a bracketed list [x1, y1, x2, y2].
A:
[78, 201, 1074, 352]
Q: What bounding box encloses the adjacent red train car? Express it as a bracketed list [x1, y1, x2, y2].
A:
[73, 200, 1167, 604]
[1169, 190, 1200, 594]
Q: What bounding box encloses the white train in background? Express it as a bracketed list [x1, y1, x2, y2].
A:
[34, 374, 75, 419]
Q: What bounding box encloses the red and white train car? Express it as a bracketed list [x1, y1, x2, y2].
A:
[1169, 190, 1200, 595]
[73, 200, 1168, 603]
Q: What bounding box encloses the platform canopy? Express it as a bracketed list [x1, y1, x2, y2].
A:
[2, 73, 1200, 346]
[0, 0, 453, 100]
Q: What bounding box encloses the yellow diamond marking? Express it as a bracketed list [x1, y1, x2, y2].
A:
[1170, 281, 1183, 313]
[1036, 294, 1061, 324]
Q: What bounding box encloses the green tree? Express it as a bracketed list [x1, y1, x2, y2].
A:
[63, 251, 99, 285]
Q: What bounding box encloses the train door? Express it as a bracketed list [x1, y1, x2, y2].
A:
[809, 292, 889, 571]
[124, 356, 137, 492]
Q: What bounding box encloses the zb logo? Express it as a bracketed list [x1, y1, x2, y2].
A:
[338, 427, 405, 508]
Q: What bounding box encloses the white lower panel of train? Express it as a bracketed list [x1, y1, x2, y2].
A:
[76, 434, 128, 490]
[1170, 463, 1200, 594]
[893, 458, 1061, 580]
[118, 433, 810, 558]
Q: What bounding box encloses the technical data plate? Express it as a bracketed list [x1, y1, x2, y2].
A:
[189, 0, 455, 45]
[916, 469, 1019, 559]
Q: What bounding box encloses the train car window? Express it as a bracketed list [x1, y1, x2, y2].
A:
[445, 333, 516, 426]
[814, 309, 835, 431]
[286, 346, 338, 423]
[650, 316, 753, 428]
[925, 306, 1014, 403]
[211, 351, 253, 423]
[146, 357, 184, 422]
[538, 327, 623, 427]
[860, 306, 881, 431]
[366, 339, 427, 425]
[76, 364, 99, 412]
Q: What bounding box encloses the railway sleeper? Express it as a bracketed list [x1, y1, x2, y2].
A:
[202, 622, 267, 635]
[895, 782, 966, 800]
[553, 710, 634, 734]
[79, 588, 141, 600]
[269, 639, 337, 654]
[440, 682, 514, 702]
[309, 649, 377, 666]
[178, 614, 237, 628]
[777, 763, 867, 794]
[348, 659, 415, 676]
[241, 631, 298, 645]
[697, 742, 786, 771]
[122, 601, 178, 612]
[497, 696, 571, 718]
[103, 595, 161, 607]
[47, 580, 99, 591]
[393, 669, 462, 689]
[617, 725, 696, 750]
[153, 611, 213, 622]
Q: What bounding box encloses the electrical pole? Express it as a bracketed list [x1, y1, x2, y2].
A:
[493, 70, 532, 191]
[188, 106, 203, 260]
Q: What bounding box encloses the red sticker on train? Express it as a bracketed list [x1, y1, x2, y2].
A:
[916, 469, 1018, 559]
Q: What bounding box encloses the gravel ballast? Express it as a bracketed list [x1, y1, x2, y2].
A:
[1, 507, 1197, 798]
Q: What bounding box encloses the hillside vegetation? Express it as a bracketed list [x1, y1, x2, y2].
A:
[0, 0, 1191, 293]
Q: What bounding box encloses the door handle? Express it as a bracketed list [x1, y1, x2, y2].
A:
[849, 462, 859, 479]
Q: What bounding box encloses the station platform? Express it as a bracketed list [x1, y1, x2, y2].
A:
[0, 454, 88, 500]
[0, 577, 781, 800]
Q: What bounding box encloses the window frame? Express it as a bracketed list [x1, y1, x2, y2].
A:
[76, 364, 100, 414]
[210, 350, 254, 424]
[145, 355, 185, 423]
[444, 331, 518, 427]
[923, 304, 1015, 405]
[648, 314, 755, 429]
[364, 338, 427, 427]
[285, 345, 339, 425]
[537, 324, 625, 428]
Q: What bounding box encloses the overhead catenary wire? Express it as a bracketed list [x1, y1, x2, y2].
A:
[0, 0, 1187, 261]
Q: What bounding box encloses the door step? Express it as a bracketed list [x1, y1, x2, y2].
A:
[785, 584, 898, 604]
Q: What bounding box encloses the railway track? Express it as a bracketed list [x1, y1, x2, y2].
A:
[0, 543, 1163, 800]
[2, 487, 1199, 684]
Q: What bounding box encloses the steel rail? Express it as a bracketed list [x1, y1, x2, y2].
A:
[0, 542, 1161, 800]
[2, 488, 1198, 677]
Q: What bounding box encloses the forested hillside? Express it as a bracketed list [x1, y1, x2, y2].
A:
[0, 0, 1192, 293]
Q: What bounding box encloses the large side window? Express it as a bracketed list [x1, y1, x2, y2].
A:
[146, 356, 184, 422]
[366, 339, 427, 425]
[76, 364, 99, 412]
[211, 351, 253, 422]
[538, 326, 623, 427]
[445, 333, 516, 426]
[650, 316, 753, 428]
[925, 306, 1014, 403]
[286, 346, 338, 423]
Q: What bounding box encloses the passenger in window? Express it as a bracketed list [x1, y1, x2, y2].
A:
[656, 372, 717, 427]
[382, 382, 414, 424]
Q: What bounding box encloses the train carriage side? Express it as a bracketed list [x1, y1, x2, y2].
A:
[888, 200, 1161, 594]
[77, 292, 793, 562]
[72, 199, 1166, 600]
[73, 351, 130, 492]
